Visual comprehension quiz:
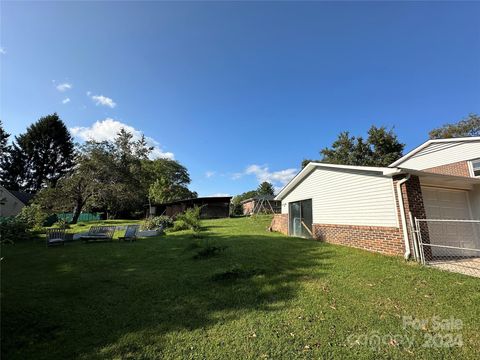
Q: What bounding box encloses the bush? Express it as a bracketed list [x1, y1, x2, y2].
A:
[0, 217, 30, 244]
[143, 215, 173, 230]
[53, 219, 70, 229]
[176, 206, 202, 231]
[16, 204, 48, 231]
[171, 219, 189, 232]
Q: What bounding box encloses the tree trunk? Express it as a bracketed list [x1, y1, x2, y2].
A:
[71, 198, 83, 224]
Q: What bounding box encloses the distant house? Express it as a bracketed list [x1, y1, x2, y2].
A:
[152, 197, 232, 219]
[0, 186, 35, 217]
[241, 195, 281, 215]
[271, 137, 480, 259]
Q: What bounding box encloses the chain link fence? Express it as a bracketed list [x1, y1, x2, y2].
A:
[415, 218, 480, 278]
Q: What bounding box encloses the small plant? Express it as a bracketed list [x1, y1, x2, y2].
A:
[192, 245, 228, 260]
[211, 266, 265, 282]
[143, 215, 173, 230]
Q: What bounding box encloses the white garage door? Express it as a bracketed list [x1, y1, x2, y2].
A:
[422, 187, 478, 256]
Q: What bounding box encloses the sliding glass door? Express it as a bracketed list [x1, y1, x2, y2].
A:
[288, 199, 313, 238]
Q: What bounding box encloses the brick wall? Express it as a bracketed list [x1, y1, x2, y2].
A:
[271, 175, 428, 258]
[424, 160, 471, 177]
[242, 200, 255, 215]
[270, 214, 288, 235]
[312, 224, 404, 256]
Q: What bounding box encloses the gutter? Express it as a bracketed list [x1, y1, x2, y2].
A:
[396, 174, 411, 260]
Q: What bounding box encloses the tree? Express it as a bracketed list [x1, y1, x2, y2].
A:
[319, 126, 404, 167]
[145, 159, 197, 204]
[35, 141, 112, 223]
[0, 120, 9, 156]
[8, 114, 75, 192]
[0, 122, 26, 190]
[429, 113, 480, 139]
[257, 181, 275, 196]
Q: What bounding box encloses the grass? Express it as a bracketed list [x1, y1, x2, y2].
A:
[1, 216, 479, 359]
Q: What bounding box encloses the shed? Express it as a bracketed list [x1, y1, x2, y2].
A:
[153, 197, 232, 219]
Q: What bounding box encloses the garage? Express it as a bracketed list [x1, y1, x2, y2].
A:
[421, 187, 478, 256]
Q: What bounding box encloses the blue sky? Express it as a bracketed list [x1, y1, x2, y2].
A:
[1, 1, 479, 196]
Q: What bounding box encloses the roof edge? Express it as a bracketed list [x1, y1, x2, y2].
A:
[389, 136, 480, 168]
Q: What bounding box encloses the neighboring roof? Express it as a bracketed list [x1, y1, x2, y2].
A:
[7, 189, 35, 205]
[389, 136, 480, 168]
[156, 196, 232, 206]
[240, 195, 277, 204]
[275, 162, 392, 200]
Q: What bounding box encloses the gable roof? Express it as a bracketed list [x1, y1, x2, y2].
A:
[275, 162, 392, 200]
[8, 190, 35, 205]
[389, 136, 480, 168]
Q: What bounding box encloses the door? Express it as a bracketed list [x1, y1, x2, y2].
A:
[288, 199, 313, 238]
[422, 187, 477, 256]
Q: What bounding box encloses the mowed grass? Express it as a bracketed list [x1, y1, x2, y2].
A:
[1, 216, 479, 359]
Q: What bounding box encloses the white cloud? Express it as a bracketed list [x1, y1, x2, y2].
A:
[234, 164, 297, 194]
[90, 94, 116, 108]
[205, 171, 215, 178]
[62, 97, 71, 104]
[56, 83, 72, 92]
[70, 118, 174, 160]
[0, 47, 6, 55]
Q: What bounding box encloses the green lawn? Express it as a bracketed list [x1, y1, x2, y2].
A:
[1, 216, 479, 359]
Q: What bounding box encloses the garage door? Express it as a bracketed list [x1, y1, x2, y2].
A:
[421, 187, 477, 256]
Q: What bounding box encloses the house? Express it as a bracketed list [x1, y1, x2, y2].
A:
[241, 195, 281, 215]
[271, 137, 480, 259]
[0, 186, 35, 217]
[151, 196, 232, 219]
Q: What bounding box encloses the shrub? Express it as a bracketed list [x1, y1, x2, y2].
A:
[0, 217, 30, 244]
[171, 219, 189, 232]
[16, 204, 48, 231]
[143, 215, 173, 230]
[54, 219, 70, 229]
[176, 206, 202, 231]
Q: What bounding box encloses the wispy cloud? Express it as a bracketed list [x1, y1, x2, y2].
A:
[90, 94, 116, 108]
[56, 83, 72, 92]
[62, 97, 71, 104]
[233, 164, 297, 193]
[70, 118, 174, 160]
[205, 171, 216, 178]
[0, 47, 6, 55]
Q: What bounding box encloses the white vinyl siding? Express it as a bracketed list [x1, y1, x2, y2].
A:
[399, 140, 480, 170]
[281, 168, 398, 227]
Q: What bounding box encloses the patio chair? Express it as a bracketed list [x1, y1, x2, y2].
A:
[81, 226, 116, 243]
[118, 224, 140, 242]
[46, 228, 66, 247]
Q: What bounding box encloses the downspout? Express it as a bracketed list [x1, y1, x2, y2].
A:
[396, 174, 411, 260]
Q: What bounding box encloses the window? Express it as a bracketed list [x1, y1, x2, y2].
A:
[471, 159, 480, 177]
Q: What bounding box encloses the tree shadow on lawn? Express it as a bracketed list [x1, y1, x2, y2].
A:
[1, 232, 333, 359]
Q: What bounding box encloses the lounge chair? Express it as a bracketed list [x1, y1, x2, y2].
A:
[46, 228, 66, 247]
[81, 226, 116, 243]
[118, 225, 140, 242]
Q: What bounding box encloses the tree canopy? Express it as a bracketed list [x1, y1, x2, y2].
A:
[257, 181, 275, 196]
[1, 114, 75, 192]
[306, 125, 404, 168]
[429, 113, 480, 139]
